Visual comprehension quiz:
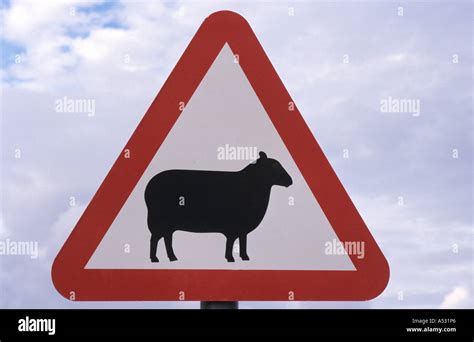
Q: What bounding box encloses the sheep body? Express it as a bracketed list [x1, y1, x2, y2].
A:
[145, 152, 292, 262]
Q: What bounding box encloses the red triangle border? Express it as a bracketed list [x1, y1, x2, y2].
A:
[52, 10, 389, 301]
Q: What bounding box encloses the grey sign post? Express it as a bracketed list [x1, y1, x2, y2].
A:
[200, 301, 239, 309]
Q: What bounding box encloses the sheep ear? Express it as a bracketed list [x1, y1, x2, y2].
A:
[259, 151, 267, 159]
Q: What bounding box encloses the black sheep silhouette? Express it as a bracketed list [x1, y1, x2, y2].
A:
[144, 152, 292, 263]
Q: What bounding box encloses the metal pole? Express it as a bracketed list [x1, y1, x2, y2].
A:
[200, 301, 238, 309]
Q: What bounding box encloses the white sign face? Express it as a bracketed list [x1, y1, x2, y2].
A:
[86, 44, 354, 271]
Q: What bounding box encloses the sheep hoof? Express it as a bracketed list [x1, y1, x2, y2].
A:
[151, 257, 159, 263]
[241, 255, 250, 261]
[169, 256, 178, 262]
[226, 257, 235, 263]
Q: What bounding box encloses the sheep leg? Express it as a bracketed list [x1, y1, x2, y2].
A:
[150, 233, 160, 263]
[164, 232, 178, 262]
[225, 235, 236, 262]
[239, 234, 250, 261]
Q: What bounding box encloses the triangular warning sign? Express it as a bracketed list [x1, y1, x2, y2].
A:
[52, 11, 389, 301]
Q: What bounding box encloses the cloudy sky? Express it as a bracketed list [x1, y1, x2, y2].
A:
[0, 0, 472, 309]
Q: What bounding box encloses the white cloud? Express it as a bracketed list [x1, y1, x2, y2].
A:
[440, 286, 471, 309]
[44, 203, 87, 261]
[385, 53, 408, 63]
[2, 0, 72, 44]
[0, 216, 9, 239]
[4, 168, 56, 209]
[349, 194, 473, 308]
[1, 0, 127, 90]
